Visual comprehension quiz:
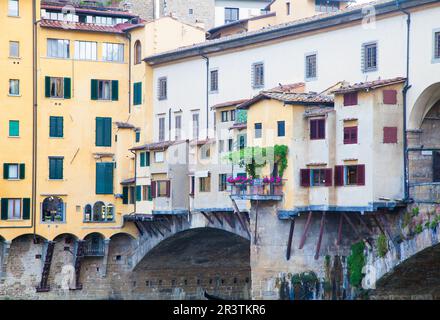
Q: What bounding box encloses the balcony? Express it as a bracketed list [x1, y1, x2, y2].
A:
[230, 179, 284, 201]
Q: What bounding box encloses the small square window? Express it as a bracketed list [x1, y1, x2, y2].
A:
[310, 119, 325, 140]
[9, 41, 19, 58]
[363, 42, 378, 72]
[252, 63, 264, 88]
[8, 0, 19, 17]
[254, 123, 262, 138]
[49, 77, 64, 98]
[158, 77, 167, 100]
[199, 174, 211, 192]
[383, 127, 398, 144]
[346, 166, 359, 185]
[344, 126, 358, 144]
[305, 54, 317, 80]
[9, 79, 19, 96]
[277, 121, 285, 137]
[7, 199, 21, 220]
[343, 92, 358, 106]
[98, 80, 112, 100]
[8, 164, 19, 179]
[221, 111, 229, 122]
[9, 120, 19, 137]
[155, 151, 164, 163]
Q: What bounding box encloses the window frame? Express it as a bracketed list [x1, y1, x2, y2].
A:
[8, 0, 19, 17]
[252, 62, 265, 89]
[7, 198, 22, 220]
[310, 118, 325, 140]
[158, 117, 165, 142]
[343, 126, 358, 144]
[8, 79, 20, 96]
[277, 120, 286, 137]
[9, 120, 20, 137]
[362, 41, 378, 73]
[254, 123, 262, 139]
[74, 40, 97, 61]
[433, 29, 440, 63]
[305, 52, 317, 81]
[134, 40, 142, 65]
[224, 7, 239, 24]
[221, 111, 229, 122]
[7, 164, 20, 180]
[199, 174, 211, 192]
[49, 77, 64, 99]
[48, 156, 64, 180]
[9, 41, 19, 58]
[219, 174, 228, 192]
[97, 79, 112, 101]
[47, 38, 70, 59]
[102, 42, 124, 62]
[158, 77, 167, 100]
[210, 69, 219, 93]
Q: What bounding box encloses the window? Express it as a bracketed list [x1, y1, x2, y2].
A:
[47, 39, 70, 58]
[252, 62, 264, 88]
[175, 115, 182, 140]
[343, 92, 358, 106]
[158, 117, 165, 141]
[156, 181, 170, 197]
[434, 31, 440, 60]
[158, 77, 167, 100]
[96, 162, 114, 194]
[87, 202, 114, 222]
[7, 199, 21, 220]
[45, 77, 71, 99]
[9, 41, 19, 58]
[134, 40, 142, 65]
[95, 117, 112, 147]
[210, 70, 218, 92]
[315, 0, 339, 13]
[230, 110, 236, 122]
[155, 151, 164, 163]
[192, 113, 199, 139]
[218, 140, 225, 153]
[140, 151, 150, 167]
[225, 7, 239, 24]
[238, 135, 246, 149]
[334, 165, 365, 186]
[135, 130, 141, 143]
[228, 138, 234, 151]
[286, 2, 291, 15]
[310, 119, 325, 140]
[199, 175, 211, 192]
[219, 174, 227, 191]
[8, 0, 19, 16]
[300, 168, 332, 187]
[133, 82, 142, 105]
[91, 79, 118, 101]
[9, 79, 19, 96]
[254, 123, 262, 138]
[383, 90, 397, 104]
[305, 54, 317, 80]
[277, 121, 285, 137]
[102, 43, 124, 62]
[344, 126, 358, 144]
[201, 145, 211, 159]
[49, 157, 63, 180]
[383, 127, 398, 144]
[3, 163, 25, 180]
[41, 196, 64, 222]
[221, 111, 229, 122]
[362, 42, 378, 72]
[1, 198, 29, 221]
[9, 120, 19, 137]
[189, 8, 194, 15]
[99, 80, 112, 100]
[74, 41, 97, 60]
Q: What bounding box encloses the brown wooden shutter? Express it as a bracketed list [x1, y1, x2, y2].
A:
[310, 120, 316, 139]
[165, 180, 171, 198]
[318, 119, 325, 139]
[300, 169, 310, 187]
[325, 168, 333, 187]
[335, 165, 344, 186]
[383, 127, 397, 143]
[344, 92, 358, 106]
[383, 90, 397, 104]
[357, 164, 365, 186]
[151, 181, 156, 198]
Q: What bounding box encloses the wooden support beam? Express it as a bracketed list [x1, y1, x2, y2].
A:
[150, 222, 164, 237]
[222, 213, 235, 228]
[143, 222, 158, 237]
[298, 211, 313, 250]
[213, 213, 224, 226]
[337, 214, 343, 246]
[134, 221, 144, 236]
[235, 211, 247, 231]
[372, 214, 386, 235]
[357, 214, 373, 234]
[286, 219, 295, 261]
[201, 211, 214, 225]
[314, 212, 326, 260]
[156, 219, 172, 233]
[342, 213, 362, 239]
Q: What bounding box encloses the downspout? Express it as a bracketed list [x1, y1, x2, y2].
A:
[130, 150, 137, 214]
[396, 0, 412, 201]
[201, 55, 209, 140]
[169, 108, 172, 141]
[124, 31, 132, 114]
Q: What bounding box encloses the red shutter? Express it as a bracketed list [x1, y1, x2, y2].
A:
[324, 168, 333, 186]
[383, 90, 397, 104]
[318, 119, 325, 139]
[334, 166, 344, 186]
[151, 181, 156, 198]
[357, 165, 365, 186]
[383, 127, 397, 143]
[300, 169, 310, 187]
[343, 127, 350, 144]
[166, 180, 171, 197]
[344, 92, 358, 106]
[310, 120, 317, 139]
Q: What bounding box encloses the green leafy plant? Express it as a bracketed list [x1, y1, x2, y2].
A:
[377, 234, 388, 258]
[414, 223, 423, 234]
[347, 241, 366, 288]
[411, 207, 420, 217]
[402, 211, 412, 229]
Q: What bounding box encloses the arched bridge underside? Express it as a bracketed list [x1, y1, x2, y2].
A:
[370, 227, 440, 299]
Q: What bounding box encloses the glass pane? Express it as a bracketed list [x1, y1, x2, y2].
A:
[9, 41, 19, 57]
[9, 164, 19, 179]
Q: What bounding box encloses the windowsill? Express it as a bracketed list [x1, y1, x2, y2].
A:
[7, 15, 20, 18]
[6, 178, 21, 181]
[252, 86, 264, 90]
[209, 91, 219, 94]
[343, 143, 359, 145]
[8, 94, 21, 97]
[83, 220, 115, 224]
[49, 137, 64, 139]
[48, 178, 64, 181]
[305, 77, 317, 82]
[9, 57, 21, 60]
[8, 136, 20, 138]
[363, 68, 378, 73]
[158, 97, 167, 101]
[3, 218, 24, 221]
[47, 97, 65, 100]
[41, 221, 66, 224]
[431, 58, 440, 64]
[46, 56, 70, 60]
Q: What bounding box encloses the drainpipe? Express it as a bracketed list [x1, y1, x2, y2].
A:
[32, 0, 38, 238]
[169, 108, 172, 141]
[130, 150, 137, 214]
[396, 0, 412, 201]
[201, 55, 209, 140]
[124, 31, 132, 114]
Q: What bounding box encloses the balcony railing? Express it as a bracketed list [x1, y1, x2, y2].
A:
[230, 181, 284, 200]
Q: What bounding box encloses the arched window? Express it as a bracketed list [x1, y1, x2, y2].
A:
[106, 204, 114, 221]
[84, 233, 105, 257]
[84, 204, 92, 222]
[92, 201, 105, 222]
[134, 40, 142, 65]
[42, 196, 65, 222]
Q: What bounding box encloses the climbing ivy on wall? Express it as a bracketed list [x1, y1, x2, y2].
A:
[347, 241, 366, 288]
[377, 234, 388, 258]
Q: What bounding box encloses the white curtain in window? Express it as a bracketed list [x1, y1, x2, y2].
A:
[8, 165, 18, 179]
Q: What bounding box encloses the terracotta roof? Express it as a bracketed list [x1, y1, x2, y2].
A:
[120, 177, 135, 185]
[211, 99, 249, 110]
[331, 77, 406, 94]
[238, 90, 334, 109]
[229, 123, 247, 130]
[190, 138, 216, 146]
[130, 140, 187, 151]
[115, 122, 136, 129]
[268, 82, 305, 93]
[303, 106, 335, 118]
[40, 19, 144, 34]
[41, 1, 137, 18]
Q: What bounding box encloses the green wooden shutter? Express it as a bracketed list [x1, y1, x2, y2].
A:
[3, 164, 9, 179]
[22, 198, 30, 220]
[145, 152, 150, 166]
[140, 152, 145, 167]
[63, 77, 71, 99]
[111, 80, 119, 101]
[9, 120, 19, 137]
[96, 163, 113, 194]
[147, 186, 152, 201]
[104, 118, 112, 147]
[1, 199, 8, 220]
[91, 79, 98, 100]
[96, 117, 103, 146]
[105, 162, 114, 194]
[136, 185, 141, 201]
[58, 158, 63, 179]
[96, 163, 104, 194]
[19, 164, 25, 179]
[58, 117, 64, 137]
[122, 186, 129, 204]
[134, 82, 142, 105]
[45, 76, 51, 98]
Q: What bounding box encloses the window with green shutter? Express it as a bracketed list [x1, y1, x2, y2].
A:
[133, 82, 142, 105]
[0, 198, 29, 221]
[63, 77, 71, 99]
[96, 162, 114, 194]
[96, 117, 112, 147]
[3, 163, 24, 180]
[9, 120, 19, 137]
[136, 185, 141, 202]
[49, 116, 64, 138]
[91, 79, 98, 100]
[135, 130, 140, 143]
[140, 152, 145, 167]
[111, 80, 119, 101]
[49, 157, 63, 180]
[45, 76, 70, 99]
[147, 185, 152, 201]
[122, 186, 129, 204]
